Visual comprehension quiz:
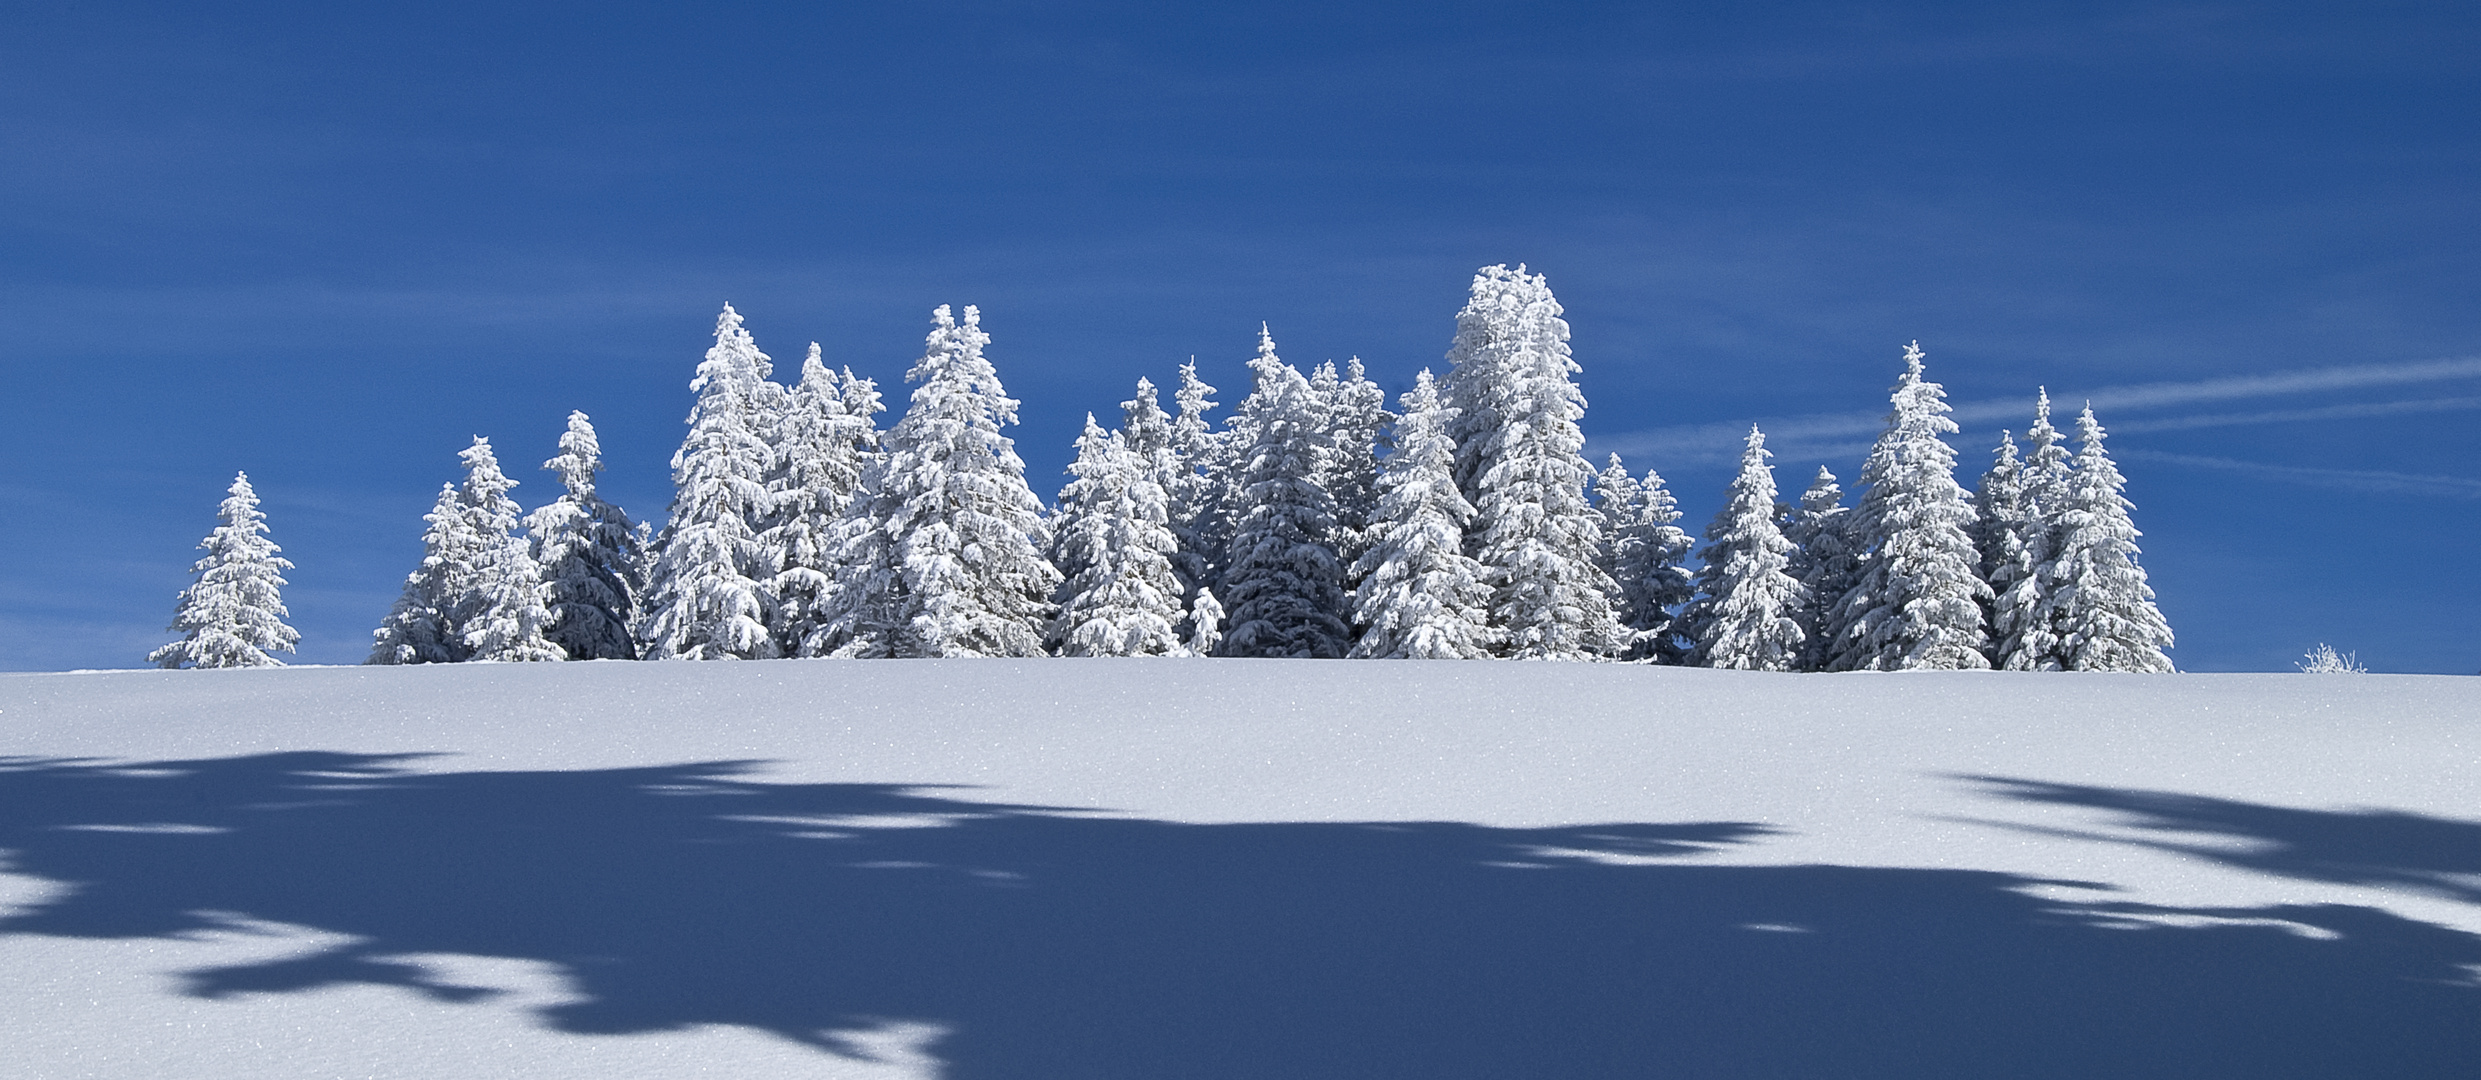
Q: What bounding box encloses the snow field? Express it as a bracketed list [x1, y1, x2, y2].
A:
[3, 661, 2477, 1077]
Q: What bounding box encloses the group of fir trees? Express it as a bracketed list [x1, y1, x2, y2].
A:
[1676, 343, 2175, 672]
[148, 267, 2172, 671]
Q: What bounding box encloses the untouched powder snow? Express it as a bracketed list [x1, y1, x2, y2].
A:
[2, 661, 2478, 1077]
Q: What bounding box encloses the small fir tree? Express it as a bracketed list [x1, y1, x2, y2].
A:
[1184, 586, 1225, 657]
[151, 472, 299, 669]
[1783, 467, 1859, 672]
[1048, 414, 1190, 656]
[370, 482, 474, 665]
[453, 438, 563, 662]
[1994, 390, 2073, 670]
[1167, 360, 1230, 598]
[815, 305, 1060, 657]
[639, 304, 783, 660]
[1973, 430, 2036, 668]
[1218, 327, 1352, 658]
[1681, 428, 1808, 670]
[1442, 264, 1624, 659]
[1599, 455, 1696, 663]
[2038, 406, 2175, 672]
[1827, 342, 1992, 670]
[1349, 369, 1497, 659]
[1323, 356, 1394, 586]
[526, 411, 644, 661]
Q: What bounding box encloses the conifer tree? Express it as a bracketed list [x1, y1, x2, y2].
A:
[815, 305, 1060, 657]
[1349, 369, 1496, 659]
[1441, 264, 1623, 659]
[1048, 415, 1189, 656]
[526, 411, 643, 660]
[1324, 356, 1394, 584]
[1681, 428, 1808, 670]
[1167, 361, 1229, 597]
[151, 472, 299, 669]
[1218, 327, 1352, 658]
[1784, 466, 1859, 672]
[761, 344, 885, 655]
[1184, 586, 1225, 657]
[1598, 455, 1695, 662]
[1994, 390, 2074, 670]
[1827, 342, 1992, 670]
[1974, 430, 2037, 668]
[639, 304, 782, 660]
[370, 482, 473, 665]
[453, 438, 563, 662]
[2040, 407, 2176, 671]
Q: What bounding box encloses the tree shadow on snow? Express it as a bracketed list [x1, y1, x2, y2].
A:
[3, 752, 2479, 1079]
[1960, 774, 2481, 905]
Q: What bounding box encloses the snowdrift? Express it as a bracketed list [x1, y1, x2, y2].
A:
[3, 661, 2477, 1078]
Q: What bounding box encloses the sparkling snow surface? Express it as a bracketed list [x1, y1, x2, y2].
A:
[3, 662, 2477, 1077]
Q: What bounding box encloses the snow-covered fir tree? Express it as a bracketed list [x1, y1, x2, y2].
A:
[1349, 369, 1496, 659]
[1783, 466, 1859, 672]
[639, 304, 783, 660]
[1826, 342, 1992, 671]
[1218, 327, 1352, 658]
[2037, 406, 2175, 672]
[761, 344, 885, 655]
[1680, 428, 1807, 670]
[1441, 264, 1623, 659]
[452, 438, 563, 662]
[1184, 586, 1225, 657]
[150, 472, 299, 669]
[370, 482, 474, 665]
[1973, 430, 2036, 668]
[1992, 390, 2073, 670]
[1598, 455, 1696, 663]
[1323, 356, 1393, 586]
[1048, 414, 1190, 656]
[1166, 361, 1229, 598]
[815, 304, 1060, 658]
[525, 411, 643, 661]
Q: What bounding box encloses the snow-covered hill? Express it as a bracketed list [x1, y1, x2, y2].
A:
[3, 662, 2477, 1078]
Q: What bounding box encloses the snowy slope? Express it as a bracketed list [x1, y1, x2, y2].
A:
[3, 661, 2478, 1078]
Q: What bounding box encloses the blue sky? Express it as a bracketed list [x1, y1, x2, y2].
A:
[3, 1, 2475, 672]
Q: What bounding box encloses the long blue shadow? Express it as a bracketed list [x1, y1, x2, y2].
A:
[3, 752, 2479, 1078]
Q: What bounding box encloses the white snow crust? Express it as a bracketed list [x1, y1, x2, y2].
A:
[3, 662, 2477, 1077]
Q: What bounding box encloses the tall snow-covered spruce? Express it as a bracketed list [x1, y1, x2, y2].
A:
[1680, 428, 1807, 670]
[1826, 342, 1992, 671]
[2038, 406, 2175, 671]
[639, 304, 783, 660]
[150, 472, 299, 669]
[761, 343, 883, 656]
[815, 305, 1060, 658]
[1349, 369, 1496, 659]
[1217, 327, 1351, 658]
[1048, 414, 1189, 656]
[1441, 264, 1623, 660]
[526, 411, 644, 661]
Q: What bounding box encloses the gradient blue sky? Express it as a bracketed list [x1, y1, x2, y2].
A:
[4, 1, 2475, 672]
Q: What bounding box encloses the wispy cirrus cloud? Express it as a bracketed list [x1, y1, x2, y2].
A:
[1595, 355, 2481, 467]
[2114, 450, 2481, 500]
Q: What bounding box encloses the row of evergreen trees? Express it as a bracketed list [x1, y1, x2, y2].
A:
[150, 265, 2172, 670]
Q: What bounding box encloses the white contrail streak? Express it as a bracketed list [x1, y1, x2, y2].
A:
[2115, 450, 2481, 500]
[1595, 355, 2481, 465]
